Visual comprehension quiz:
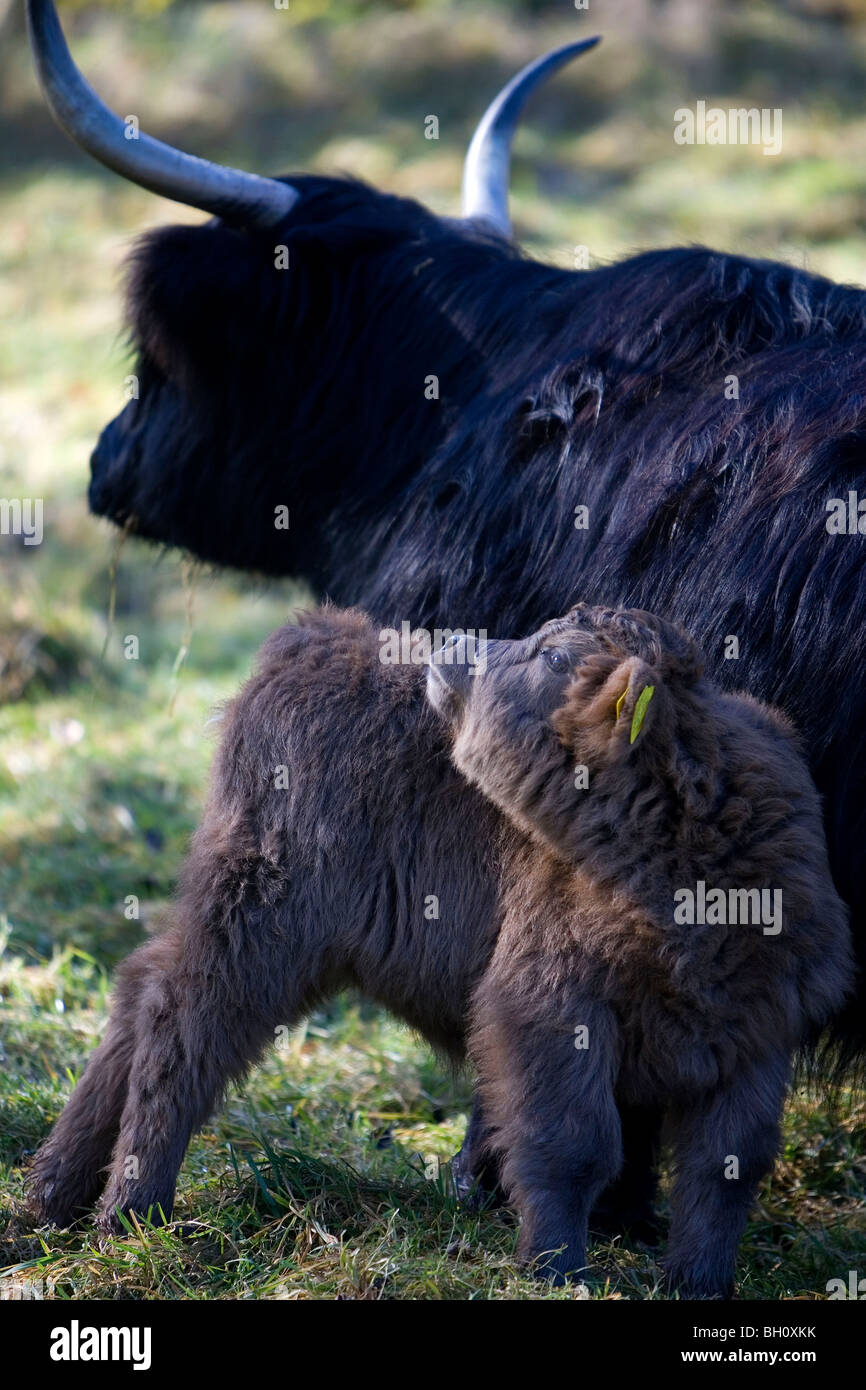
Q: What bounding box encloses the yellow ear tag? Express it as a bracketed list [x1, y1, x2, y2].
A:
[629, 685, 655, 744]
[615, 687, 628, 720]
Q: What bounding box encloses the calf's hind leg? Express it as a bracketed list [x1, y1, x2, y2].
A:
[456, 1097, 664, 1234]
[590, 1103, 664, 1244]
[97, 901, 320, 1232]
[450, 1096, 506, 1209]
[28, 940, 158, 1226]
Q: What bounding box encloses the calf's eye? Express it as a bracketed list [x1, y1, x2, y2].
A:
[541, 647, 571, 674]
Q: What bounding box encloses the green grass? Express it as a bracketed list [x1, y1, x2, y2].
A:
[2, 0, 866, 1299]
[2, 936, 864, 1299]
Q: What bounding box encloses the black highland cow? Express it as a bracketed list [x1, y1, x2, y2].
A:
[27, 3, 866, 1088]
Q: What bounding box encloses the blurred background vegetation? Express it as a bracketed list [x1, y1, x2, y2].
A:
[1, 0, 865, 1298]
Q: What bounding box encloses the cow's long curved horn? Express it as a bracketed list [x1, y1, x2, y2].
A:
[26, 0, 298, 228]
[461, 37, 601, 236]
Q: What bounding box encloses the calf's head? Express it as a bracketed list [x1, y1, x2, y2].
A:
[427, 603, 709, 862]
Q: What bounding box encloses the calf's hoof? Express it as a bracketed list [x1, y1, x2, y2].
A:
[663, 1259, 734, 1301]
[96, 1184, 175, 1237]
[521, 1239, 590, 1288]
[26, 1156, 97, 1229]
[589, 1203, 664, 1248]
[449, 1147, 507, 1211]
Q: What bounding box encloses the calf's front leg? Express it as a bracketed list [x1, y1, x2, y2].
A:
[664, 1053, 789, 1299]
[470, 973, 622, 1284]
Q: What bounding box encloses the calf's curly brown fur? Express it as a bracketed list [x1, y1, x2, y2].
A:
[430, 604, 854, 1295]
[27, 607, 508, 1232]
[28, 604, 852, 1299]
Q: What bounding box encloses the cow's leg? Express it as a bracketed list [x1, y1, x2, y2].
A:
[471, 980, 622, 1284]
[450, 1095, 506, 1208]
[664, 1054, 789, 1299]
[590, 1102, 664, 1244]
[27, 940, 160, 1226]
[96, 902, 320, 1232]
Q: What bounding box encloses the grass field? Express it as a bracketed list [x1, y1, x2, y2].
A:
[2, 0, 866, 1299]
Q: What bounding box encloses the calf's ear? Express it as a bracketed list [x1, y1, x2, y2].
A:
[553, 652, 662, 756]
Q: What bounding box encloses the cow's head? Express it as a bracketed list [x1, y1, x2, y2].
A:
[27, 0, 599, 575]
